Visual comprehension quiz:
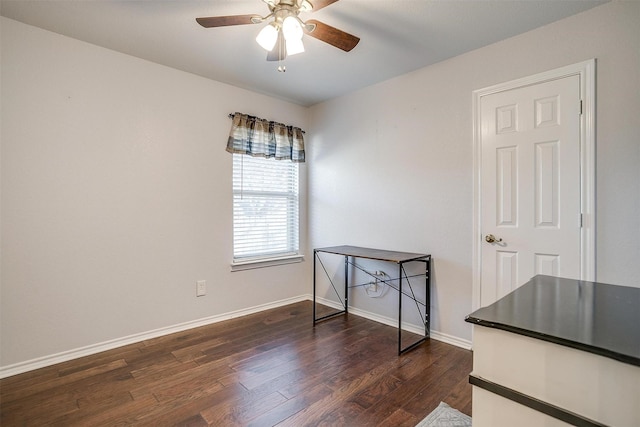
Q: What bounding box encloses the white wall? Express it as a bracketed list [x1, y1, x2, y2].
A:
[0, 17, 309, 369]
[308, 1, 640, 342]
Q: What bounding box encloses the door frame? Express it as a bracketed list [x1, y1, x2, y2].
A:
[472, 59, 596, 311]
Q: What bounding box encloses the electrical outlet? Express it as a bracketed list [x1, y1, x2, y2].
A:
[365, 270, 387, 298]
[196, 280, 206, 297]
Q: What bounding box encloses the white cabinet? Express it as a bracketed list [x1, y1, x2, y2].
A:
[466, 275, 640, 427]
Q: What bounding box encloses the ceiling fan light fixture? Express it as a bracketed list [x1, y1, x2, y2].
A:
[256, 23, 279, 51]
[197, 0, 360, 64]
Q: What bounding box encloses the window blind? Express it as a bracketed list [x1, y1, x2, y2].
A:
[232, 154, 299, 260]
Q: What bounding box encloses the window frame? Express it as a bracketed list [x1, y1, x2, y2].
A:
[230, 153, 303, 271]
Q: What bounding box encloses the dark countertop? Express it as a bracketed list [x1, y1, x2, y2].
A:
[466, 275, 640, 367]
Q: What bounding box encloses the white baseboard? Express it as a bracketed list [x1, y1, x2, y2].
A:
[0, 294, 471, 379]
[312, 295, 472, 350]
[0, 295, 308, 379]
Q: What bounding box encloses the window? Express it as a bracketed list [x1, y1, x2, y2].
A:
[232, 153, 300, 265]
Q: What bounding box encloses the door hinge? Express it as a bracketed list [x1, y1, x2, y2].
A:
[579, 100, 583, 115]
[580, 213, 583, 228]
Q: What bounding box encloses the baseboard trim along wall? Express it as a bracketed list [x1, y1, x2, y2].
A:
[0, 294, 472, 379]
[313, 296, 473, 351]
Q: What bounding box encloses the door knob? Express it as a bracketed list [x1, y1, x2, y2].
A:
[485, 234, 503, 243]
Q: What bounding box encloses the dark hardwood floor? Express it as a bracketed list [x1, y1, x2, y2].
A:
[0, 301, 472, 426]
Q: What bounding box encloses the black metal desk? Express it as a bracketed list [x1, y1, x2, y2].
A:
[313, 245, 431, 354]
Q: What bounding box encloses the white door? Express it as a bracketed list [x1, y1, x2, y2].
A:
[479, 75, 582, 307]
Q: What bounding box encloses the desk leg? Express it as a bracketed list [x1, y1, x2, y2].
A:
[344, 255, 349, 314]
[398, 258, 430, 354]
[313, 250, 317, 325]
[398, 262, 403, 355]
[425, 257, 430, 338]
[313, 251, 348, 323]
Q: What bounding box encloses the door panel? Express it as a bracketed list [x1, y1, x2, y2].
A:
[535, 140, 559, 228]
[496, 250, 518, 301]
[497, 146, 518, 226]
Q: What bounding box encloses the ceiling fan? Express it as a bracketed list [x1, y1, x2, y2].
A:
[196, 0, 360, 65]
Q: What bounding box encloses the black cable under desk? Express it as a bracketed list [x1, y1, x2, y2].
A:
[313, 245, 431, 354]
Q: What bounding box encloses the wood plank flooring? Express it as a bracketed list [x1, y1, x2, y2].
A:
[0, 301, 472, 426]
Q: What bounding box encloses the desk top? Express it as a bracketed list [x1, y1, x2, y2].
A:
[466, 275, 640, 367]
[314, 245, 430, 263]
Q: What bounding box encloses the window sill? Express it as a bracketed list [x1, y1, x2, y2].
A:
[230, 254, 304, 272]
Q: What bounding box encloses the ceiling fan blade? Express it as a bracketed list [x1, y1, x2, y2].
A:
[196, 14, 259, 28]
[304, 19, 359, 52]
[309, 0, 340, 12]
[266, 31, 287, 61]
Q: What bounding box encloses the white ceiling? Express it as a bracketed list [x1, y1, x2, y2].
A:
[1, 0, 607, 106]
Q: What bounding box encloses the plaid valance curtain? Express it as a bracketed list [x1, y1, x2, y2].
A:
[226, 112, 305, 163]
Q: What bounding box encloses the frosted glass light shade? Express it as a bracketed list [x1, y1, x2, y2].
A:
[256, 24, 278, 51]
[286, 38, 305, 55]
[282, 16, 303, 41]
